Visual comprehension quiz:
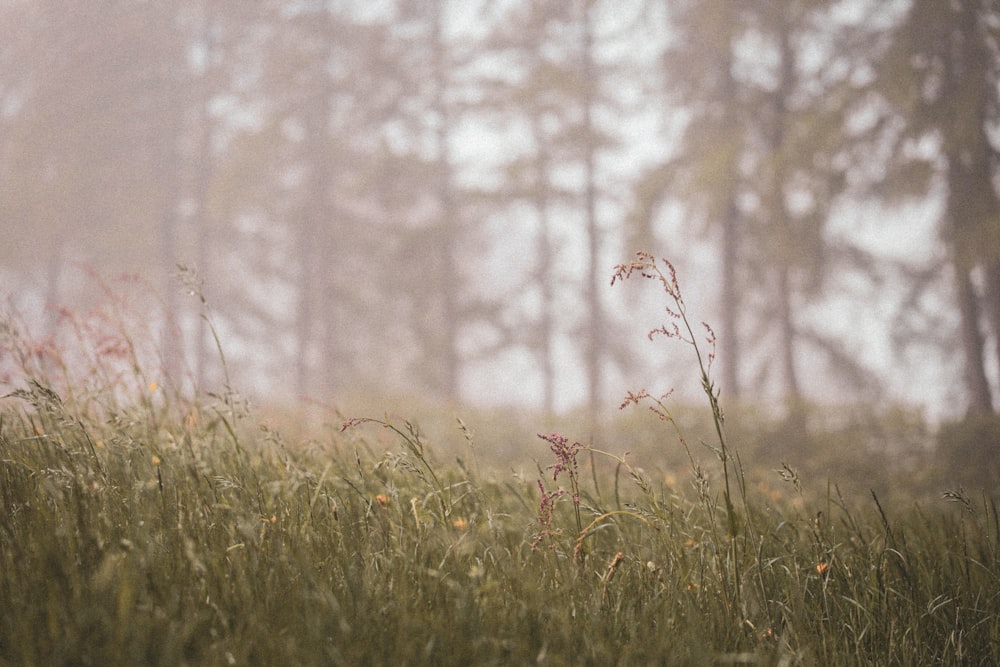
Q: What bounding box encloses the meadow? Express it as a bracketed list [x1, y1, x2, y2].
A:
[1, 254, 998, 665]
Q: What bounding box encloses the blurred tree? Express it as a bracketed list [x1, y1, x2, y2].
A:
[0, 0, 226, 387]
[7, 0, 947, 417]
[1, 1, 167, 305]
[144, 1, 189, 380]
[629, 1, 745, 397]
[578, 0, 605, 428]
[253, 0, 417, 399]
[369, 0, 466, 402]
[381, 0, 519, 403]
[632, 0, 878, 406]
[184, 0, 238, 390]
[870, 0, 1000, 414]
[477, 0, 588, 416]
[478, 0, 633, 422]
[421, 0, 463, 401]
[292, 1, 338, 399]
[204, 0, 502, 403]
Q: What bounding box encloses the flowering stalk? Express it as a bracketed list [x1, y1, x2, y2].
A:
[538, 432, 583, 536]
[612, 251, 749, 615]
[530, 481, 565, 551]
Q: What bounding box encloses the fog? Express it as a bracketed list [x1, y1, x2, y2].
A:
[2, 0, 997, 428]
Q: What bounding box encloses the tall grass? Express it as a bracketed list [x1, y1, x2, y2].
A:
[1, 260, 998, 665]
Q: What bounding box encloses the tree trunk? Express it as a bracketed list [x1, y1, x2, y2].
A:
[531, 110, 556, 417]
[295, 93, 327, 398]
[580, 0, 603, 430]
[956, 264, 992, 414]
[770, 9, 802, 405]
[986, 261, 1000, 402]
[432, 0, 460, 402]
[157, 25, 184, 385]
[944, 1, 996, 414]
[717, 1, 741, 400]
[192, 0, 219, 393]
[776, 264, 800, 400]
[720, 198, 740, 399]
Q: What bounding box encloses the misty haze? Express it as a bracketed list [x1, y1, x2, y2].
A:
[3, 1, 1000, 663]
[4, 0, 1000, 480]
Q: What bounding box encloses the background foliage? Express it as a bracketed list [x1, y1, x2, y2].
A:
[4, 0, 1000, 422]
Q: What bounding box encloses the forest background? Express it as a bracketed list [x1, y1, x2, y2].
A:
[3, 0, 1000, 456]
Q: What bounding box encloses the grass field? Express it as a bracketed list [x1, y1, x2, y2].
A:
[1, 256, 998, 665]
